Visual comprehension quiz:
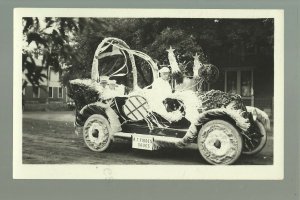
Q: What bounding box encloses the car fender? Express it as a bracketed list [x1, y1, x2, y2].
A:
[246, 106, 271, 131]
[179, 108, 250, 145]
[75, 102, 109, 127]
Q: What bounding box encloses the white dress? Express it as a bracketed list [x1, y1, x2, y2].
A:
[151, 78, 172, 97]
[143, 78, 175, 120]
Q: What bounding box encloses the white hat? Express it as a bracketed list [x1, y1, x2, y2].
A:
[109, 80, 116, 84]
[100, 76, 109, 83]
[159, 67, 170, 73]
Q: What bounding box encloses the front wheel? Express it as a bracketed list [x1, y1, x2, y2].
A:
[83, 114, 111, 152]
[198, 120, 243, 165]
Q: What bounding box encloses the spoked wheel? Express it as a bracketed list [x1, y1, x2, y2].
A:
[198, 120, 243, 165]
[83, 114, 111, 152]
[242, 121, 267, 155]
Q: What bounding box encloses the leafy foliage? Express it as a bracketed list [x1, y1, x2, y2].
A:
[67, 80, 99, 110]
[22, 17, 86, 90]
[198, 64, 219, 84]
[22, 17, 274, 93]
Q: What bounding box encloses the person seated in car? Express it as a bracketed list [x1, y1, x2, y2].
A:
[98, 75, 109, 89]
[151, 66, 172, 96]
[97, 76, 122, 133]
[99, 76, 125, 99]
[147, 67, 181, 114]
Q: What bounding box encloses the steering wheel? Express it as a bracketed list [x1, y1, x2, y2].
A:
[163, 98, 185, 115]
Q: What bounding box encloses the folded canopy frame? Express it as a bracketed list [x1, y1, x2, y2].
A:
[91, 37, 159, 90]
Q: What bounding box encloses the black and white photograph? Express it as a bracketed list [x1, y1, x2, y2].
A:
[14, 9, 284, 179]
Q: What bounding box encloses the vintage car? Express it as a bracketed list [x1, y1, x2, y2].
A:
[68, 37, 270, 165]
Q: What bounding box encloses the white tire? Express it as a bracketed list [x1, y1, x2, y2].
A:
[198, 120, 243, 165]
[83, 114, 111, 152]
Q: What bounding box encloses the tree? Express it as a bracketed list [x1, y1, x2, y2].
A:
[61, 18, 111, 86]
[59, 17, 274, 115]
[62, 18, 211, 88]
[22, 17, 83, 103]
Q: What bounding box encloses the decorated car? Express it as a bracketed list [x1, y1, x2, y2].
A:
[68, 37, 270, 165]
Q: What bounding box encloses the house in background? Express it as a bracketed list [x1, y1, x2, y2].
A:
[23, 67, 69, 104]
[22, 55, 71, 106]
[207, 41, 274, 119]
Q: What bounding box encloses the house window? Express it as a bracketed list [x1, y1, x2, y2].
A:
[226, 71, 237, 94]
[241, 71, 252, 97]
[58, 87, 63, 98]
[49, 67, 60, 82]
[32, 87, 40, 98]
[48, 87, 53, 98]
[224, 68, 254, 106]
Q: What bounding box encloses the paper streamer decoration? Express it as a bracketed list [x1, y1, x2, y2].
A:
[193, 53, 202, 78]
[91, 58, 100, 82]
[166, 46, 180, 74]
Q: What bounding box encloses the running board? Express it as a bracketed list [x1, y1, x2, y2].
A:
[113, 132, 182, 145]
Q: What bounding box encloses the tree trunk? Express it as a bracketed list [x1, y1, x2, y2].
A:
[45, 65, 50, 104]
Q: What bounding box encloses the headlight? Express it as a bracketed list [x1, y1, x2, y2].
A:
[252, 108, 258, 121]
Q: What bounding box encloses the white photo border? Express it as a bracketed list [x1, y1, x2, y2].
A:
[13, 8, 284, 180]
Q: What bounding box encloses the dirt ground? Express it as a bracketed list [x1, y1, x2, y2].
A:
[22, 111, 273, 165]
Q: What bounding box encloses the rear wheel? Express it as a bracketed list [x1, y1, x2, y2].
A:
[83, 114, 111, 152]
[242, 121, 267, 155]
[198, 120, 243, 165]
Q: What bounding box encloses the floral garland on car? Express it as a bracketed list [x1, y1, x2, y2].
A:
[130, 89, 184, 124]
[68, 79, 101, 110]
